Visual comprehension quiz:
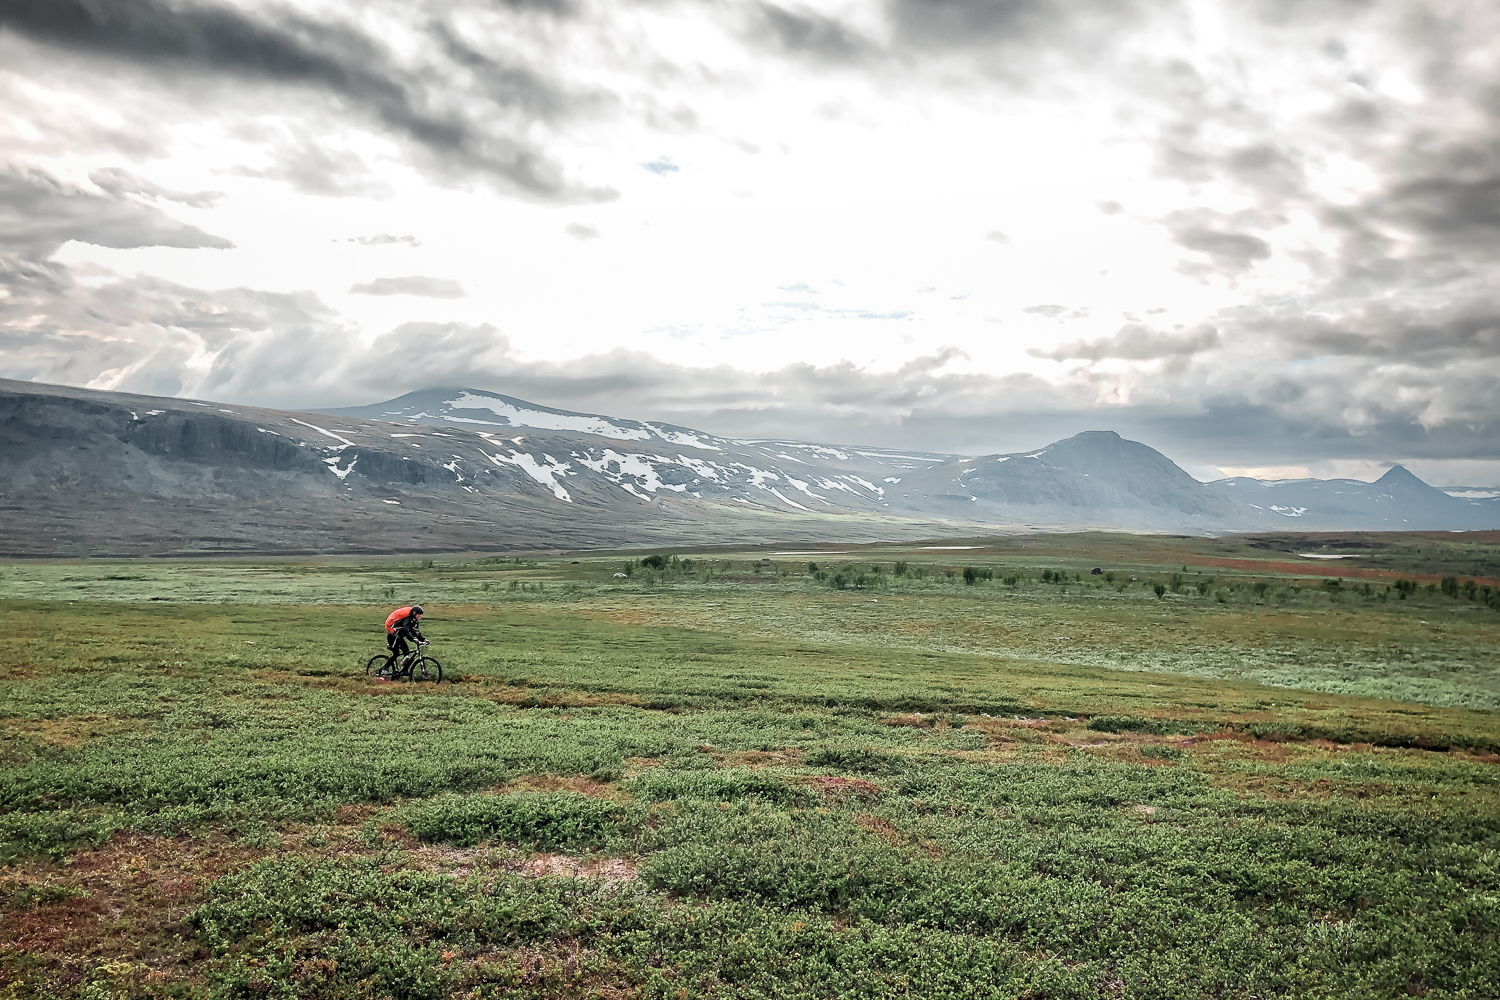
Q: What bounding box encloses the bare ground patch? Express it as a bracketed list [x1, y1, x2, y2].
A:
[0, 831, 272, 992]
[503, 774, 629, 800]
[719, 748, 803, 768]
[806, 776, 882, 800]
[403, 843, 639, 883]
[1, 715, 154, 750]
[853, 813, 940, 857]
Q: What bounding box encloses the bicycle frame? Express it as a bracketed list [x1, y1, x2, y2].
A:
[365, 639, 439, 682]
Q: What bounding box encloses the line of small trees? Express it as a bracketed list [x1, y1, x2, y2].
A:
[603, 555, 1498, 611]
[1439, 576, 1494, 604]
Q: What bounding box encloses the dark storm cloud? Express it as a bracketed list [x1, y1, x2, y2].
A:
[749, 3, 878, 63]
[488, 0, 579, 16]
[0, 0, 612, 201]
[1163, 212, 1273, 276]
[1172, 226, 1272, 274]
[1100, 397, 1497, 471]
[348, 276, 467, 298]
[737, 0, 1162, 75]
[884, 0, 1157, 53]
[0, 169, 233, 259]
[1136, 4, 1500, 277]
[1243, 300, 1500, 365]
[1376, 170, 1500, 249]
[886, 0, 1053, 47]
[427, 20, 598, 123]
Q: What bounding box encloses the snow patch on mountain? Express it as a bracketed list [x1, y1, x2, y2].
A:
[766, 487, 812, 511]
[486, 449, 574, 502]
[784, 476, 833, 504]
[576, 449, 688, 496]
[323, 455, 358, 480]
[438, 392, 651, 440]
[648, 425, 723, 451]
[290, 418, 356, 449]
[677, 455, 724, 480]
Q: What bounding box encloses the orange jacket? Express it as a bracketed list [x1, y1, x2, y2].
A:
[385, 606, 420, 634]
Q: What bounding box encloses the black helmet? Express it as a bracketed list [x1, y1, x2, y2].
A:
[411, 605, 424, 615]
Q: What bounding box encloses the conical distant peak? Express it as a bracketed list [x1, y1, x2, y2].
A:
[1376, 464, 1427, 486]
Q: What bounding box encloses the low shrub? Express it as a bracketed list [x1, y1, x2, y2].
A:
[1088, 716, 1167, 735]
[631, 769, 812, 806]
[401, 791, 642, 851]
[802, 746, 908, 775]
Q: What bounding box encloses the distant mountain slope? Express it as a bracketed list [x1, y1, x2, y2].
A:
[316, 387, 954, 474]
[1208, 466, 1500, 531]
[318, 387, 743, 451]
[2, 379, 1493, 556]
[893, 431, 1256, 529]
[0, 379, 1087, 556]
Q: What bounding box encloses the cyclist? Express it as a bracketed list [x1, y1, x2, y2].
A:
[384, 604, 426, 667]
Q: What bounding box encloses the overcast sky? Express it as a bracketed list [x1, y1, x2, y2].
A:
[2, 0, 1498, 483]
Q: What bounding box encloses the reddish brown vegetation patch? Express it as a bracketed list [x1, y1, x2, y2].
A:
[1132, 754, 1174, 767]
[2, 716, 152, 748]
[0, 831, 270, 991]
[1191, 731, 1312, 763]
[882, 713, 933, 728]
[854, 813, 939, 857]
[1190, 555, 1500, 588]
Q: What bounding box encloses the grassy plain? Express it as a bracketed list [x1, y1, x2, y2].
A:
[1, 532, 1498, 999]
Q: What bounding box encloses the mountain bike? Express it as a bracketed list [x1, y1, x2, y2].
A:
[365, 640, 442, 683]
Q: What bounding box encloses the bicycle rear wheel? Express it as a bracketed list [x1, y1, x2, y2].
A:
[365, 654, 395, 679]
[410, 655, 442, 683]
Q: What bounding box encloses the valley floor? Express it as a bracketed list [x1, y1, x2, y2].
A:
[1, 534, 1497, 998]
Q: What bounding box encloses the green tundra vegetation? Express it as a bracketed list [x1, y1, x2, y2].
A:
[0, 531, 1497, 999]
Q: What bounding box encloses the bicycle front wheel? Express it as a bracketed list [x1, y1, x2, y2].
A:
[366, 654, 395, 679]
[410, 655, 442, 683]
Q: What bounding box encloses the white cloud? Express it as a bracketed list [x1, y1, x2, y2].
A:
[1, 0, 1498, 478]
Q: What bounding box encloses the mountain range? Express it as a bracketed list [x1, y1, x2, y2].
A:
[0, 379, 1494, 557]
